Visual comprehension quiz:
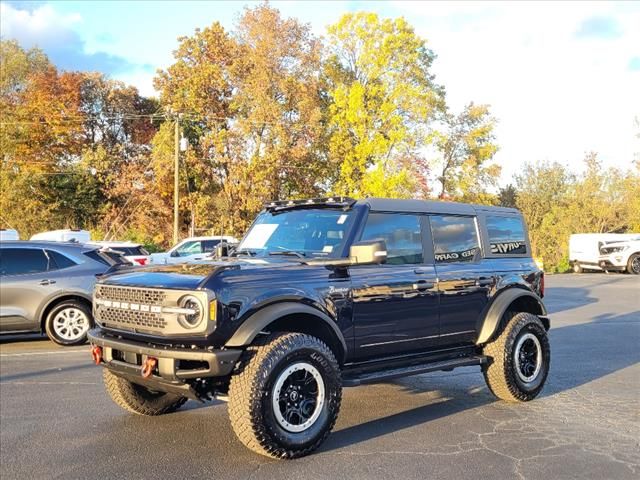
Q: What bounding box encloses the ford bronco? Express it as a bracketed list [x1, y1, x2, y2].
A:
[88, 197, 550, 459]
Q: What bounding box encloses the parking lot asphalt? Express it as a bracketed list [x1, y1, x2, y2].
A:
[1, 274, 638, 480]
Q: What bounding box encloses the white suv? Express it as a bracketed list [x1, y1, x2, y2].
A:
[150, 236, 238, 265]
[598, 237, 640, 274]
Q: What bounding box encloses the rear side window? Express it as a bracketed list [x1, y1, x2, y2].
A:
[84, 250, 110, 266]
[0, 248, 49, 275]
[486, 216, 527, 255]
[360, 213, 423, 265]
[430, 216, 480, 263]
[47, 250, 77, 270]
[83, 249, 126, 266]
[111, 246, 149, 256]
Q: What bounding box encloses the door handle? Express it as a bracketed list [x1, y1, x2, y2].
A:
[39, 279, 56, 286]
[413, 268, 432, 275]
[413, 280, 434, 290]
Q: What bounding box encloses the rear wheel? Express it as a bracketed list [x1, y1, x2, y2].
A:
[482, 312, 550, 402]
[572, 263, 583, 273]
[44, 300, 92, 346]
[102, 369, 187, 416]
[627, 253, 640, 274]
[228, 332, 342, 459]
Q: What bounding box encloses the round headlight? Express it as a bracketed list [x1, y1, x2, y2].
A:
[177, 295, 204, 329]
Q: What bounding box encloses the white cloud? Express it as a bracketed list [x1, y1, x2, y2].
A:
[394, 1, 640, 182]
[0, 3, 81, 49]
[1, 2, 148, 74]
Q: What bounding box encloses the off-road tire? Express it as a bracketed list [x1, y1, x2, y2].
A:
[103, 369, 187, 416]
[482, 312, 550, 402]
[44, 300, 93, 346]
[228, 332, 342, 459]
[627, 253, 640, 275]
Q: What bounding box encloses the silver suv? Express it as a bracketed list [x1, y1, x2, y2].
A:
[0, 241, 123, 345]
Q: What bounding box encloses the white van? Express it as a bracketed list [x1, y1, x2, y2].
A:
[569, 233, 638, 273]
[30, 229, 91, 243]
[0, 229, 20, 241]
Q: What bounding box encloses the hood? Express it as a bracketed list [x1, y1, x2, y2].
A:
[99, 256, 301, 290]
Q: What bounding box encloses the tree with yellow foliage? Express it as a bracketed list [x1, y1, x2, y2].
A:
[324, 12, 445, 198]
[432, 102, 500, 203]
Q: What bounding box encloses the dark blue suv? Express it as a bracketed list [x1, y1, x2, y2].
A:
[89, 197, 550, 459]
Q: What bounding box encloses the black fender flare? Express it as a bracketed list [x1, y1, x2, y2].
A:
[476, 288, 548, 345]
[225, 302, 347, 355]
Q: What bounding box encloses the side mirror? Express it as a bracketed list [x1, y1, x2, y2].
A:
[170, 250, 180, 258]
[349, 240, 387, 265]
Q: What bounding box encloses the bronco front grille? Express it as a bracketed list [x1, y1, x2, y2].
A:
[95, 285, 167, 331]
[94, 284, 212, 336]
[95, 285, 167, 305]
[99, 307, 166, 330]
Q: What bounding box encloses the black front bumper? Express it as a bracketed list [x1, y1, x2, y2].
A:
[88, 329, 242, 400]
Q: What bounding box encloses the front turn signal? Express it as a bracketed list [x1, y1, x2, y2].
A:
[209, 299, 217, 322]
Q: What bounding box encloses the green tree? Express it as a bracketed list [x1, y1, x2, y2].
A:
[432, 102, 500, 202]
[515, 161, 573, 269]
[498, 184, 518, 208]
[514, 154, 638, 272]
[325, 12, 445, 198]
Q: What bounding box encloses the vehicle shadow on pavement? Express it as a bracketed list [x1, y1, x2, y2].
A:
[0, 333, 49, 345]
[543, 310, 640, 395]
[0, 363, 95, 382]
[322, 309, 639, 452]
[543, 285, 598, 314]
[322, 388, 492, 453]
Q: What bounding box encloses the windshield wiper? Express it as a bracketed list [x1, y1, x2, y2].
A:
[232, 248, 257, 257]
[268, 250, 306, 258]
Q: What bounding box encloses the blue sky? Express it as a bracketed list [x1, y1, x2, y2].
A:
[2, 0, 639, 183]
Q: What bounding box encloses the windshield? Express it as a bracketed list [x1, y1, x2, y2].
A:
[237, 209, 355, 257]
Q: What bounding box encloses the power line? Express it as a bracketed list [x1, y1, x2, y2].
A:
[1, 110, 319, 129]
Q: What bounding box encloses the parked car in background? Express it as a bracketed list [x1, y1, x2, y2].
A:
[30, 229, 91, 243]
[0, 229, 20, 241]
[150, 236, 239, 265]
[88, 241, 150, 266]
[569, 233, 639, 273]
[598, 236, 640, 274]
[0, 241, 126, 345]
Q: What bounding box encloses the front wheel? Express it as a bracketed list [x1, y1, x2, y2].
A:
[44, 300, 93, 346]
[627, 253, 640, 274]
[228, 332, 342, 459]
[482, 312, 550, 402]
[103, 369, 187, 416]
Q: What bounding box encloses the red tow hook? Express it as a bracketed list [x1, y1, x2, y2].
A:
[91, 345, 103, 365]
[141, 357, 158, 379]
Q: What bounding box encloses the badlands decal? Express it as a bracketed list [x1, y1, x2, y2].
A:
[491, 241, 526, 254]
[435, 248, 478, 263]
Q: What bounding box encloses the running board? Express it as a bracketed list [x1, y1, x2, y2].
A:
[342, 355, 487, 387]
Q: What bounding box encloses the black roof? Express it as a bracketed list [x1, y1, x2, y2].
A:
[358, 197, 520, 215]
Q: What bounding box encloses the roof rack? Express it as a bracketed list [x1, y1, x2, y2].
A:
[264, 197, 356, 212]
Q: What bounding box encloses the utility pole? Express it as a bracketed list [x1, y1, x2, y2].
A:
[173, 115, 180, 245]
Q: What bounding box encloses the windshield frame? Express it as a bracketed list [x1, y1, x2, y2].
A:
[237, 205, 365, 259]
